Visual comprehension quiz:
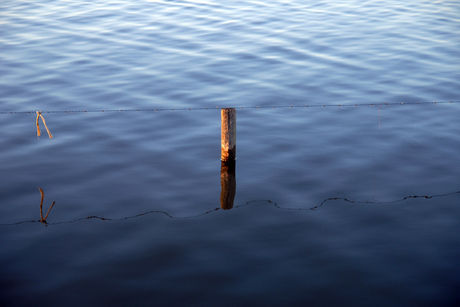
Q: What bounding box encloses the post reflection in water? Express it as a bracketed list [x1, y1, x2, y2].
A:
[220, 160, 236, 210]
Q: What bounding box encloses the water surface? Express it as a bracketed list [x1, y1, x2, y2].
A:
[1, 1, 459, 306]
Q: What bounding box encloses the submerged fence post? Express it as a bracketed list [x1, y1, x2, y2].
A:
[221, 108, 236, 162]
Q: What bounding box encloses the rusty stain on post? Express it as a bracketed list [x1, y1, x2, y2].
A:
[221, 108, 236, 161]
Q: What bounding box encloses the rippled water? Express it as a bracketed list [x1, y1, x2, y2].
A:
[1, 1, 459, 306]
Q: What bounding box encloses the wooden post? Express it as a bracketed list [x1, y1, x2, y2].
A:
[221, 108, 236, 161]
[220, 108, 236, 209]
[220, 160, 236, 210]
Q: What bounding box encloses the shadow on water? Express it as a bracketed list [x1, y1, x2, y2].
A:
[1, 187, 458, 227]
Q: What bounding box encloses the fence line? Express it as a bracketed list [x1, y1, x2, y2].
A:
[0, 100, 459, 115]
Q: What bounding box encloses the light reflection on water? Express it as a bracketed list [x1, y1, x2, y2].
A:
[1, 0, 459, 306]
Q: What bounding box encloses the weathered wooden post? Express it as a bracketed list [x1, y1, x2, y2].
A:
[221, 108, 236, 162]
[220, 108, 236, 209]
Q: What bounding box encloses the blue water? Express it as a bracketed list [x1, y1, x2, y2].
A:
[1, 1, 459, 306]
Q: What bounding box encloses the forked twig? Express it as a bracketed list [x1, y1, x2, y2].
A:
[36, 111, 53, 139]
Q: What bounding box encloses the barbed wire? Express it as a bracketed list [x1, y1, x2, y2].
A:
[0, 100, 458, 115]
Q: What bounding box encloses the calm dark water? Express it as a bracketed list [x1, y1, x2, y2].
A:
[1, 1, 459, 306]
